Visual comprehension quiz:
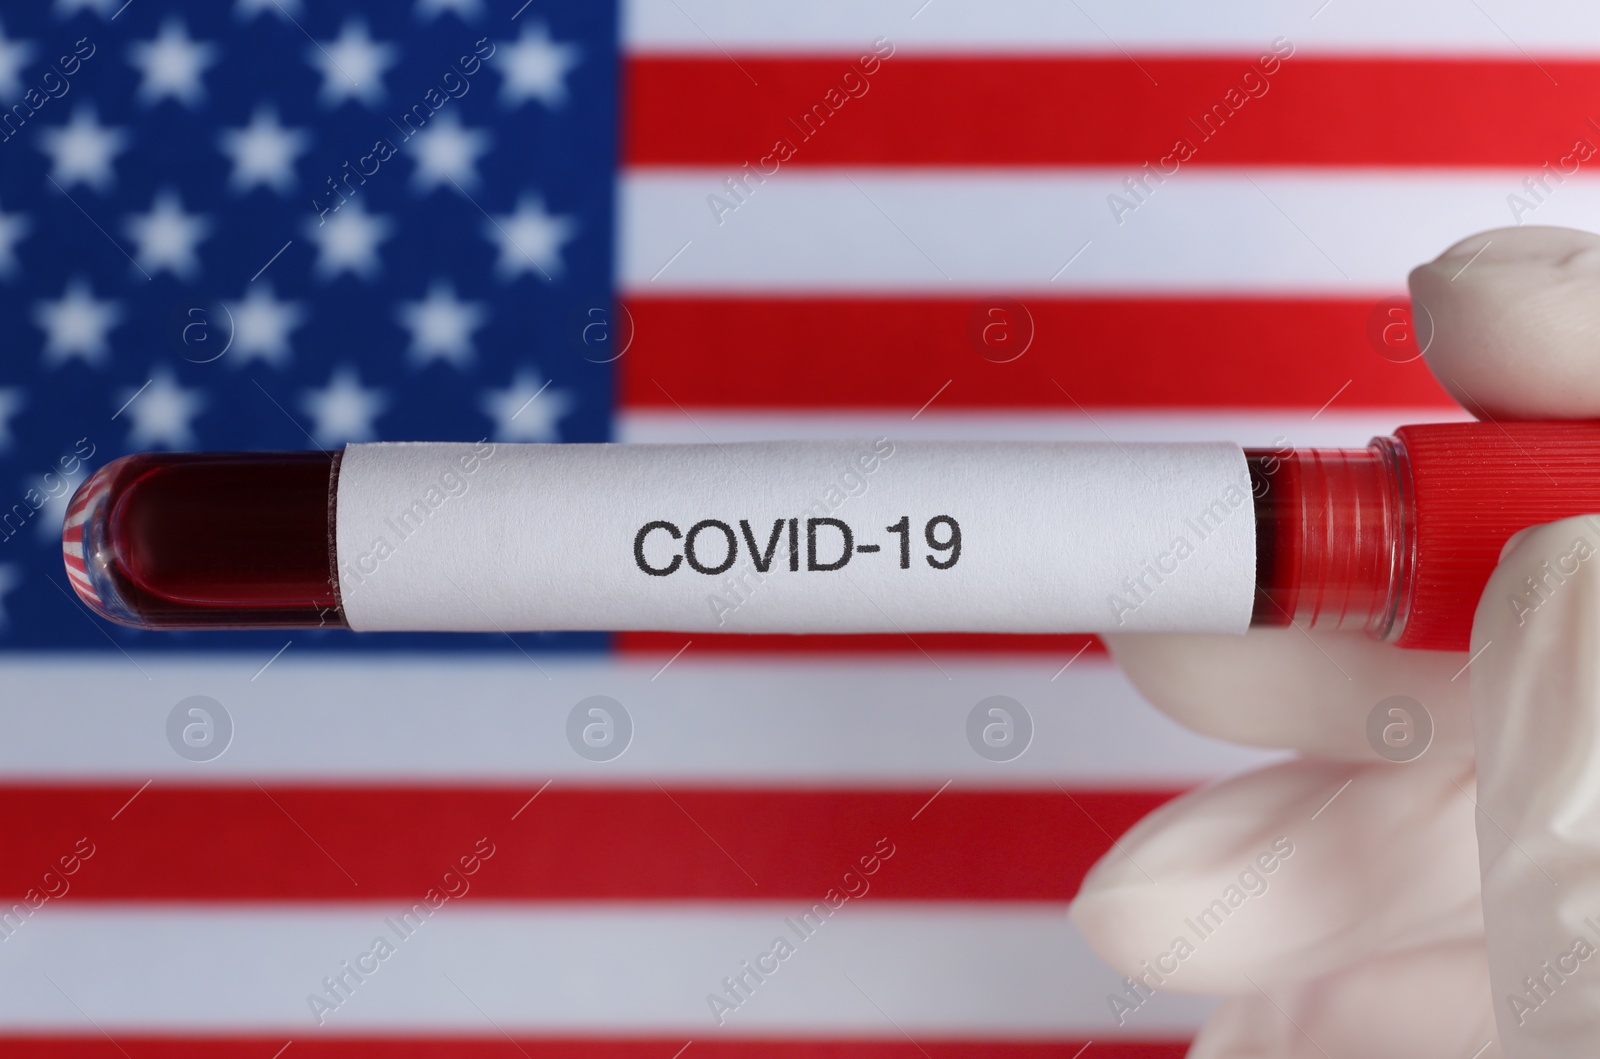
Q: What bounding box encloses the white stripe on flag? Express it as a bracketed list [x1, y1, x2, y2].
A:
[2, 903, 1213, 1035]
[618, 409, 1472, 448]
[621, 169, 1595, 294]
[0, 657, 1279, 785]
[625, 0, 1600, 55]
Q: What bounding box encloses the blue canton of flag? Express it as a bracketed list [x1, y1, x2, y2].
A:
[0, 0, 618, 652]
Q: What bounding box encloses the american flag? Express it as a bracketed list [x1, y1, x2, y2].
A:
[0, 0, 1569, 1053]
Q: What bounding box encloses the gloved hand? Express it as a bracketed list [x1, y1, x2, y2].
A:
[1069, 225, 1600, 1059]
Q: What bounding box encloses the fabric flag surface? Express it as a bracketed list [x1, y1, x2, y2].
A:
[0, 0, 1577, 1053]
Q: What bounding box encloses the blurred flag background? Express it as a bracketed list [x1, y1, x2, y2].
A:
[0, 0, 1582, 1053]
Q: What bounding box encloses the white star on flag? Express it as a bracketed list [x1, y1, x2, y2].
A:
[304, 201, 394, 280]
[408, 112, 491, 192]
[482, 369, 571, 442]
[309, 22, 397, 108]
[0, 388, 22, 451]
[0, 565, 18, 632]
[416, 0, 484, 19]
[0, 205, 30, 277]
[236, 0, 301, 18]
[397, 281, 488, 367]
[302, 367, 388, 445]
[54, 0, 118, 16]
[0, 22, 34, 100]
[118, 370, 205, 450]
[229, 285, 306, 367]
[128, 20, 217, 107]
[487, 195, 576, 280]
[126, 191, 211, 280]
[497, 24, 580, 109]
[33, 464, 87, 545]
[219, 107, 311, 195]
[39, 107, 127, 192]
[35, 279, 122, 367]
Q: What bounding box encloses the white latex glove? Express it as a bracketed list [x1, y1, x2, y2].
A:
[1069, 226, 1600, 1059]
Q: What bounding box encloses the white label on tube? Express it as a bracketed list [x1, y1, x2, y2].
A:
[334, 440, 1257, 634]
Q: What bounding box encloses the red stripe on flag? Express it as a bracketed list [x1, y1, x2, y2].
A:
[0, 1039, 1191, 1058]
[620, 296, 1453, 410]
[618, 632, 1104, 656]
[0, 785, 1175, 902]
[626, 54, 1588, 167]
